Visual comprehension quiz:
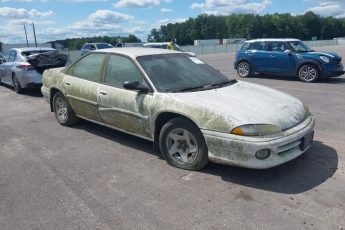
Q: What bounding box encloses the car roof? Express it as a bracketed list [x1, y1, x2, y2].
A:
[96, 47, 183, 58]
[143, 42, 169, 46]
[12, 47, 56, 52]
[85, 43, 111, 45]
[246, 38, 301, 43]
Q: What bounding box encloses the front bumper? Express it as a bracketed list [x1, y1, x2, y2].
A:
[202, 115, 315, 169]
[320, 63, 344, 78]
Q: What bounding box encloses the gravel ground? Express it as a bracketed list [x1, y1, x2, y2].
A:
[0, 45, 344, 230]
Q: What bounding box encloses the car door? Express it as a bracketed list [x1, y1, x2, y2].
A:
[98, 54, 153, 139]
[246, 42, 271, 73]
[64, 52, 106, 122]
[268, 42, 296, 74]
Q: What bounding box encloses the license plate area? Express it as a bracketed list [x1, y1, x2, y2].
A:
[300, 131, 314, 151]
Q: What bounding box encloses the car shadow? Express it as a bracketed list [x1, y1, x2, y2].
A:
[70, 120, 337, 195]
[201, 141, 338, 194]
[0, 83, 42, 97]
[249, 74, 345, 84]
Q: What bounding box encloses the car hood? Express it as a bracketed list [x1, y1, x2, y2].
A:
[171, 81, 307, 131]
[301, 51, 341, 60]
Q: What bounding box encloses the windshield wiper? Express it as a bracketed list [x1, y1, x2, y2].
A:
[172, 85, 208, 92]
[210, 79, 237, 88]
[171, 79, 237, 93]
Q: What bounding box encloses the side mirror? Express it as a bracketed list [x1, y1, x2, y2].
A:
[123, 80, 149, 93]
[284, 50, 292, 56]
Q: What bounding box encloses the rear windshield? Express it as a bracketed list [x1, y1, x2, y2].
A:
[21, 50, 52, 57]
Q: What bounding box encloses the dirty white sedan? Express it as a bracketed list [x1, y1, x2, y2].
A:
[41, 48, 315, 170]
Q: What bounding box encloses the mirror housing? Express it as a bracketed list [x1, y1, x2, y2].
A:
[284, 50, 292, 56]
[123, 80, 149, 93]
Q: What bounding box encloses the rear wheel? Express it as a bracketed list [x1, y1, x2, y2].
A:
[12, 74, 22, 94]
[53, 91, 79, 126]
[159, 118, 209, 170]
[237, 61, 251, 78]
[298, 64, 319, 82]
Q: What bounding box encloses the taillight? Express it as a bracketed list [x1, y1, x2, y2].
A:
[17, 64, 35, 71]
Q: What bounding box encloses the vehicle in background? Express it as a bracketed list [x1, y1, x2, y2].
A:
[41, 47, 314, 171]
[80, 43, 114, 56]
[0, 47, 68, 93]
[143, 42, 196, 56]
[234, 39, 344, 82]
[0, 52, 5, 64]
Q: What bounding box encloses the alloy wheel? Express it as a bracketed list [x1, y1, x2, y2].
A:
[238, 62, 250, 77]
[300, 66, 317, 82]
[165, 128, 199, 164]
[55, 96, 68, 123]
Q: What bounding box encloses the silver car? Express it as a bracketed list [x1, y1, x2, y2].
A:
[0, 47, 67, 93]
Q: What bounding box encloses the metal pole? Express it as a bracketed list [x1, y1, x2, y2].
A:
[24, 25, 29, 47]
[32, 23, 37, 47]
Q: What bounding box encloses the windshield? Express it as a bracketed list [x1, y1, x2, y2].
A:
[288, 41, 313, 52]
[137, 54, 233, 92]
[96, 43, 113, 49]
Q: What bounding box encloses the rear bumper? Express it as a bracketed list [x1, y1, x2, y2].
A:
[41, 86, 50, 103]
[202, 115, 315, 169]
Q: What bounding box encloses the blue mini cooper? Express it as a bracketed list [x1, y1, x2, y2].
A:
[234, 39, 344, 82]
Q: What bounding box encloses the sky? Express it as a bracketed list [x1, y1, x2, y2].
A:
[0, 0, 345, 44]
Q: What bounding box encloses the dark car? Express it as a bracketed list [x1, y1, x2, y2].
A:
[234, 39, 344, 82]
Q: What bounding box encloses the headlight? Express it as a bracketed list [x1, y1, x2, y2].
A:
[231, 124, 282, 136]
[319, 56, 330, 63]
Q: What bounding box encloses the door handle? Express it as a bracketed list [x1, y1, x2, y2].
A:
[99, 90, 107, 95]
[247, 53, 253, 56]
[65, 82, 71, 86]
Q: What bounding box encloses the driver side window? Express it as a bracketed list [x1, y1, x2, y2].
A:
[104, 54, 144, 88]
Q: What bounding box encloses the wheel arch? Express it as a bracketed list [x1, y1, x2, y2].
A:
[296, 60, 322, 75]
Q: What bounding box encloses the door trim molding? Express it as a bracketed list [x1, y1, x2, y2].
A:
[99, 107, 149, 120]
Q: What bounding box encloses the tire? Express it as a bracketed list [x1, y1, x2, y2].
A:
[12, 74, 23, 94]
[53, 91, 79, 126]
[237, 61, 251, 78]
[298, 64, 319, 82]
[159, 118, 209, 170]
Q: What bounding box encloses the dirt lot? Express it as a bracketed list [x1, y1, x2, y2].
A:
[0, 46, 345, 230]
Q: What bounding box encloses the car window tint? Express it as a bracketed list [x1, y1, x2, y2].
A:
[8, 50, 17, 62]
[249, 42, 268, 51]
[270, 42, 287, 52]
[105, 55, 144, 88]
[72, 53, 105, 81]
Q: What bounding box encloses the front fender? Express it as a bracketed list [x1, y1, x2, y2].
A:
[296, 59, 323, 75]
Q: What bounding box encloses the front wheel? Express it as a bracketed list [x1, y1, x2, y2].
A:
[237, 61, 251, 78]
[159, 118, 209, 170]
[298, 64, 319, 82]
[53, 91, 79, 126]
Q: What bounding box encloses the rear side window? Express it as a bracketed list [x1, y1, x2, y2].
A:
[249, 42, 268, 51]
[72, 53, 105, 82]
[104, 54, 144, 88]
[8, 50, 17, 62]
[270, 42, 288, 52]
